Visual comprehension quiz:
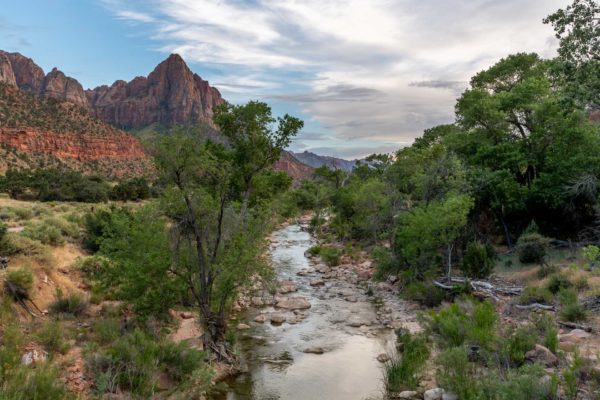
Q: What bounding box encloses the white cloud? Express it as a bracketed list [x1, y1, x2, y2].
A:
[102, 0, 568, 158]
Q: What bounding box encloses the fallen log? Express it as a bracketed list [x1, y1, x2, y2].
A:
[558, 320, 593, 332]
[514, 303, 556, 311]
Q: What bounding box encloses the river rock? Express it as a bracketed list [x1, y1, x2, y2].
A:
[254, 314, 268, 323]
[237, 323, 250, 330]
[424, 388, 444, 400]
[279, 280, 297, 294]
[310, 279, 325, 286]
[270, 314, 286, 325]
[276, 296, 311, 310]
[180, 311, 193, 319]
[303, 347, 324, 354]
[377, 353, 391, 362]
[251, 297, 266, 307]
[21, 349, 47, 366]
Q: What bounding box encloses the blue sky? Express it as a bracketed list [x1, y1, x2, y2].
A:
[1, 0, 568, 159]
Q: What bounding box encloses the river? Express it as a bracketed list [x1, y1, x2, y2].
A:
[214, 222, 400, 400]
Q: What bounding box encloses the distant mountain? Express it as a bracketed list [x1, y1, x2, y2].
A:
[292, 151, 356, 171]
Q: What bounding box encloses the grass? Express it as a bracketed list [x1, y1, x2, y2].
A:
[35, 320, 71, 355]
[5, 267, 34, 294]
[49, 289, 88, 317]
[517, 286, 553, 305]
[384, 332, 430, 393]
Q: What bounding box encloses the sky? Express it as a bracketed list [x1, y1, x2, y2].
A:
[0, 0, 568, 159]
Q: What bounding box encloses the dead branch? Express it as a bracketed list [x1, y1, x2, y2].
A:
[558, 320, 593, 332]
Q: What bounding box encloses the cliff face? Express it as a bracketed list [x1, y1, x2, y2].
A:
[86, 54, 224, 128]
[274, 152, 314, 181]
[0, 82, 151, 177]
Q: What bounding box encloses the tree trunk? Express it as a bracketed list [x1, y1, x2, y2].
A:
[200, 307, 235, 362]
[447, 243, 453, 280]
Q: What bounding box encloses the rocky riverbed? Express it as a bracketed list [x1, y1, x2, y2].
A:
[213, 221, 421, 400]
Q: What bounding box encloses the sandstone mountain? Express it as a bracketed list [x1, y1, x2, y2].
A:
[0, 50, 312, 180]
[85, 54, 224, 129]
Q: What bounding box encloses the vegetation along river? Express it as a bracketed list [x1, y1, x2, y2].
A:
[214, 222, 399, 400]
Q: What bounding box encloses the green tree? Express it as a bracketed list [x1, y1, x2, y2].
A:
[395, 194, 474, 279]
[154, 102, 302, 360]
[545, 0, 600, 108]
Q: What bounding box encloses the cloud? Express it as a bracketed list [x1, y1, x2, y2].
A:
[102, 0, 567, 156]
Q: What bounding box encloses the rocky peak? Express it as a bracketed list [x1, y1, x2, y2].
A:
[0, 52, 16, 87]
[42, 67, 89, 108]
[2, 51, 45, 94]
[87, 53, 224, 128]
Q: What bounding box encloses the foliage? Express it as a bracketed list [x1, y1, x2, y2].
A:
[89, 206, 186, 317]
[516, 233, 549, 264]
[5, 267, 33, 294]
[546, 273, 573, 294]
[395, 194, 474, 279]
[23, 222, 65, 246]
[384, 332, 430, 392]
[402, 281, 447, 307]
[501, 325, 537, 366]
[462, 241, 496, 278]
[517, 286, 553, 305]
[87, 329, 207, 397]
[582, 245, 600, 270]
[109, 177, 151, 201]
[424, 299, 497, 349]
[49, 289, 88, 317]
[36, 320, 70, 355]
[558, 288, 587, 322]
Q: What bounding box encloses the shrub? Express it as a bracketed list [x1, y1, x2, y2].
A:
[384, 332, 430, 393]
[558, 288, 587, 322]
[23, 223, 65, 246]
[0, 221, 8, 254]
[501, 325, 537, 366]
[537, 263, 559, 279]
[436, 346, 481, 399]
[491, 364, 558, 400]
[533, 314, 558, 353]
[582, 245, 600, 270]
[307, 245, 321, 256]
[49, 289, 88, 316]
[13, 207, 33, 220]
[87, 330, 206, 396]
[402, 281, 446, 307]
[0, 363, 72, 400]
[425, 299, 497, 349]
[517, 286, 553, 305]
[93, 318, 120, 345]
[462, 241, 496, 278]
[319, 246, 342, 266]
[5, 267, 33, 294]
[76, 255, 112, 281]
[36, 320, 70, 355]
[2, 234, 52, 263]
[43, 216, 80, 240]
[546, 273, 572, 294]
[516, 233, 549, 264]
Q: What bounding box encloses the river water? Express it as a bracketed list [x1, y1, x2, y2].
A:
[215, 223, 397, 400]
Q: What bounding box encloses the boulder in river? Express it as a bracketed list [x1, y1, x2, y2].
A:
[303, 347, 325, 354]
[237, 323, 251, 330]
[424, 388, 444, 400]
[275, 296, 311, 310]
[270, 314, 287, 325]
[254, 314, 268, 323]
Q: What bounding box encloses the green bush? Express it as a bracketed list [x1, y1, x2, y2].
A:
[13, 208, 33, 220]
[546, 273, 573, 294]
[2, 233, 52, 263]
[307, 245, 321, 256]
[384, 332, 430, 393]
[0, 363, 72, 400]
[517, 286, 553, 305]
[93, 318, 121, 345]
[87, 330, 206, 396]
[533, 314, 558, 353]
[23, 223, 65, 246]
[43, 216, 80, 240]
[462, 241, 496, 278]
[36, 320, 70, 355]
[425, 299, 497, 349]
[516, 233, 549, 264]
[49, 289, 88, 317]
[76, 255, 112, 281]
[402, 281, 446, 307]
[558, 288, 587, 322]
[319, 246, 342, 266]
[5, 267, 33, 294]
[501, 325, 537, 366]
[436, 346, 481, 399]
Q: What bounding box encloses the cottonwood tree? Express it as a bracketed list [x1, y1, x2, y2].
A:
[154, 102, 302, 360]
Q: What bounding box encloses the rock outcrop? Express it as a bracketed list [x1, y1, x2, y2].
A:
[86, 54, 224, 128]
[274, 152, 314, 181]
[0, 52, 16, 87]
